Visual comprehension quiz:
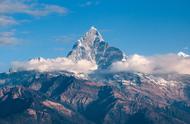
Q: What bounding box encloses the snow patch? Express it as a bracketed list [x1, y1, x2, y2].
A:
[178, 51, 190, 58]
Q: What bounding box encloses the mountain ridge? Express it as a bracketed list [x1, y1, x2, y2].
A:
[67, 26, 124, 69]
[1, 27, 190, 124]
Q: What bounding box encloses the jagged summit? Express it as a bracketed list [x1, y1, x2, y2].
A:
[9, 27, 124, 73]
[82, 26, 104, 43]
[90, 26, 97, 30]
[67, 26, 105, 63]
[178, 51, 190, 58]
[89, 26, 102, 33]
[67, 27, 124, 69]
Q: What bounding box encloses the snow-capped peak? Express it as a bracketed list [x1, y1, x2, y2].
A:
[90, 26, 97, 31]
[67, 27, 105, 62]
[67, 26, 124, 69]
[177, 51, 190, 58]
[83, 26, 104, 42]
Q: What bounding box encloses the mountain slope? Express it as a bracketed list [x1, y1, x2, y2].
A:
[0, 71, 190, 124]
[0, 86, 92, 124]
[67, 26, 124, 69]
[0, 27, 190, 124]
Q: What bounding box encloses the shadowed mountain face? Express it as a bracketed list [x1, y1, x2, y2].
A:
[0, 71, 190, 124]
[83, 86, 117, 124]
[0, 87, 33, 118]
[0, 86, 92, 124]
[0, 27, 190, 124]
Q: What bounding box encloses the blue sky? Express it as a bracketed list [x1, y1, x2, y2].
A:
[0, 0, 190, 72]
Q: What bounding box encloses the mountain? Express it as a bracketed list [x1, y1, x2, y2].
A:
[1, 71, 190, 124]
[67, 26, 105, 62]
[0, 27, 190, 124]
[0, 86, 91, 124]
[67, 26, 124, 69]
[178, 51, 190, 58]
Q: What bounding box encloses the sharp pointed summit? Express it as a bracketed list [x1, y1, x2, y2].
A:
[67, 27, 124, 69]
[178, 51, 190, 58]
[90, 26, 97, 30]
[67, 26, 105, 62]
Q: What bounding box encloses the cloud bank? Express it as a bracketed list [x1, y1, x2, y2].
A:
[111, 54, 190, 75]
[11, 57, 97, 74]
[10, 52, 190, 75]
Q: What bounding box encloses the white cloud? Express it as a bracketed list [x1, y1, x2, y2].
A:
[55, 35, 77, 43]
[111, 54, 190, 75]
[0, 0, 67, 26]
[10, 53, 190, 75]
[23, 4, 67, 16]
[0, 16, 18, 26]
[80, 1, 99, 7]
[0, 30, 21, 45]
[0, 0, 66, 16]
[11, 57, 97, 74]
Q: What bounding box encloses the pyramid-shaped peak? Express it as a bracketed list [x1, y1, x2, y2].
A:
[67, 26, 124, 69]
[82, 26, 104, 43]
[67, 26, 106, 62]
[86, 26, 101, 35]
[90, 26, 97, 31]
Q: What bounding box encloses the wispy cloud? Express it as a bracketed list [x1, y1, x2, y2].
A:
[0, 0, 66, 16]
[80, 1, 100, 7]
[0, 30, 21, 46]
[0, 15, 18, 26]
[0, 0, 68, 46]
[0, 0, 67, 26]
[100, 28, 112, 33]
[111, 54, 190, 75]
[55, 35, 78, 43]
[19, 4, 66, 17]
[183, 47, 189, 50]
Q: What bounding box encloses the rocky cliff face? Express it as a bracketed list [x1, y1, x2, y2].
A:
[67, 26, 106, 63]
[67, 27, 124, 69]
[0, 86, 92, 124]
[0, 71, 190, 124]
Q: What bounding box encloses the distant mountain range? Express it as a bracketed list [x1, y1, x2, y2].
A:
[0, 27, 190, 124]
